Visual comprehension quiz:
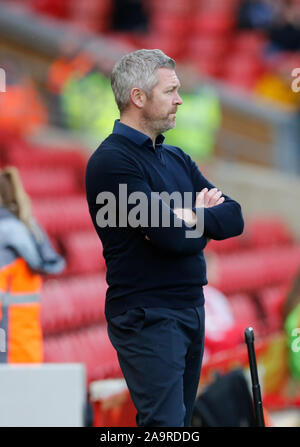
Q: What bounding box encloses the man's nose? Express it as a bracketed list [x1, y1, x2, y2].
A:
[174, 92, 183, 105]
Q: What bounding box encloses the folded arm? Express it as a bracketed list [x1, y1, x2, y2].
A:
[86, 149, 208, 255]
[188, 155, 244, 240]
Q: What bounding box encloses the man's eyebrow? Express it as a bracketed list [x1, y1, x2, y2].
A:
[165, 83, 181, 90]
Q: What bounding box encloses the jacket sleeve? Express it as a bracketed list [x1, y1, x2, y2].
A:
[188, 154, 244, 240]
[3, 218, 65, 274]
[28, 218, 66, 274]
[86, 148, 208, 255]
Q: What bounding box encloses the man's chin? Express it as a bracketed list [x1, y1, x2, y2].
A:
[160, 123, 175, 134]
[166, 117, 177, 129]
[167, 119, 176, 130]
[154, 118, 176, 134]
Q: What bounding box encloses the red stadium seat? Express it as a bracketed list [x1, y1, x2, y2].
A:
[206, 236, 243, 255]
[152, 14, 190, 37]
[62, 230, 106, 275]
[192, 11, 235, 35]
[41, 274, 107, 335]
[221, 52, 266, 89]
[222, 73, 263, 91]
[142, 32, 186, 61]
[227, 293, 264, 336]
[210, 245, 300, 294]
[198, 0, 239, 13]
[32, 0, 71, 19]
[194, 56, 223, 78]
[242, 217, 293, 249]
[43, 325, 122, 384]
[257, 284, 290, 332]
[206, 217, 292, 255]
[32, 195, 93, 236]
[187, 35, 229, 60]
[150, 0, 195, 15]
[232, 31, 268, 56]
[4, 138, 87, 174]
[69, 0, 112, 33]
[19, 168, 80, 198]
[223, 54, 264, 78]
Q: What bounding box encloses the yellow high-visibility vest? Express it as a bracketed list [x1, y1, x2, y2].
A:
[165, 86, 221, 161]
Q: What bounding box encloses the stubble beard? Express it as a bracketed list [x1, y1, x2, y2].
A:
[143, 113, 176, 137]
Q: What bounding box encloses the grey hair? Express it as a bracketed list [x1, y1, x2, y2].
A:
[111, 49, 176, 112]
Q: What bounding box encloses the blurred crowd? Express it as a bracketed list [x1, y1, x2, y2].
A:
[237, 0, 300, 51]
[237, 0, 300, 107]
[1, 0, 300, 146]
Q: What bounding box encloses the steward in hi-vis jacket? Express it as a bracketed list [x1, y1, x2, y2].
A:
[0, 167, 65, 363]
[0, 206, 65, 362]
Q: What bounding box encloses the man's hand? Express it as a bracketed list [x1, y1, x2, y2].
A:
[145, 208, 196, 241]
[195, 187, 224, 208]
[170, 188, 225, 228]
[173, 208, 197, 227]
[145, 188, 224, 241]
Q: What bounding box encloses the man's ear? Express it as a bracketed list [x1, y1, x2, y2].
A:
[130, 88, 146, 109]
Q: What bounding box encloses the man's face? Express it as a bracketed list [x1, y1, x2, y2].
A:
[142, 68, 183, 135]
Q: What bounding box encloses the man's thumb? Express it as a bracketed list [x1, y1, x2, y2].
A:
[195, 188, 208, 207]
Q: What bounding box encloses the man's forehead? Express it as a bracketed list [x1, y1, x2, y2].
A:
[156, 68, 181, 87]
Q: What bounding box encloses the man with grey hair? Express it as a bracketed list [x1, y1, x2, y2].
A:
[85, 49, 244, 426]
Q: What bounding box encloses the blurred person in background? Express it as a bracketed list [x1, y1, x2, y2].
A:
[0, 167, 65, 363]
[56, 50, 119, 142]
[267, 0, 300, 52]
[111, 0, 149, 32]
[237, 0, 300, 52]
[254, 56, 300, 110]
[165, 85, 221, 161]
[46, 40, 94, 128]
[0, 53, 48, 136]
[237, 0, 278, 31]
[202, 252, 244, 364]
[86, 49, 244, 427]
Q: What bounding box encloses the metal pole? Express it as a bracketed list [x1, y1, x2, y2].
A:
[244, 327, 265, 427]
